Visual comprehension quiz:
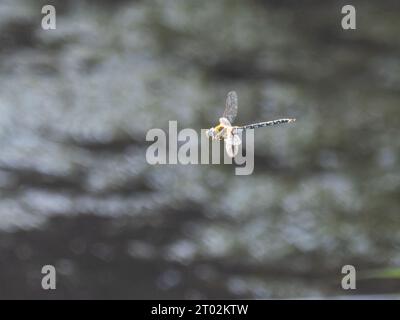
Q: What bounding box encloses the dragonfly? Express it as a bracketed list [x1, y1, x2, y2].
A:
[206, 91, 296, 157]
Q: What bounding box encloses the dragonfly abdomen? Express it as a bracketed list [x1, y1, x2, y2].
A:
[240, 118, 295, 130]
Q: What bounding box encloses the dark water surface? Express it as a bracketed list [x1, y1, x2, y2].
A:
[0, 0, 399, 298]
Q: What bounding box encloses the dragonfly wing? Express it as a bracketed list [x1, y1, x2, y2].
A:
[225, 134, 233, 145]
[232, 134, 241, 146]
[222, 91, 238, 124]
[225, 133, 239, 157]
[219, 117, 232, 127]
[225, 140, 239, 158]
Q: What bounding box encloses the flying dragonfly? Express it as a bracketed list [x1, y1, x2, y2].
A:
[206, 91, 296, 157]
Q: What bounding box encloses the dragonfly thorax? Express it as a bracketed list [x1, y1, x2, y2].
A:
[206, 125, 225, 140]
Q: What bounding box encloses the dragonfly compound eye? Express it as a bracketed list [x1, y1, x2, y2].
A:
[206, 128, 214, 138]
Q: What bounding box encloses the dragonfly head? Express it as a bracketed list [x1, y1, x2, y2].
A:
[206, 127, 217, 139]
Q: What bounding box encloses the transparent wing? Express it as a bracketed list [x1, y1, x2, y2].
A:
[225, 132, 240, 158]
[222, 91, 238, 124]
[219, 117, 232, 127]
[226, 133, 241, 146]
[232, 134, 241, 146]
[225, 140, 239, 158]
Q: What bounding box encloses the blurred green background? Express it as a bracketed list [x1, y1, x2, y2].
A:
[0, 0, 399, 299]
